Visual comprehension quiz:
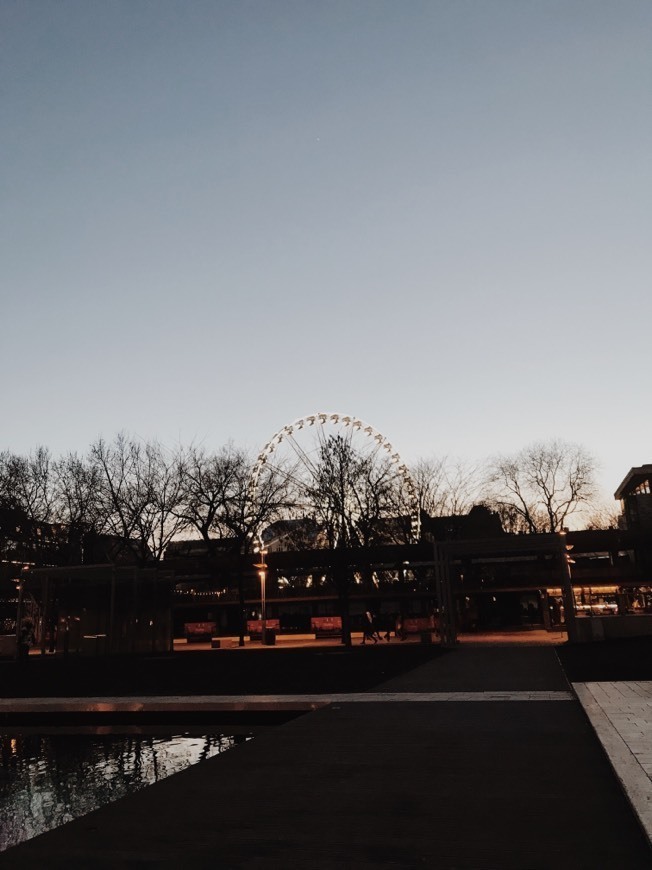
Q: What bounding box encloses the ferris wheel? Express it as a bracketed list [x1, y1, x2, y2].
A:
[247, 412, 420, 546]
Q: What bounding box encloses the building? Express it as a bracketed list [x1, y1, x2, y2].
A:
[4, 468, 652, 656]
[615, 465, 652, 533]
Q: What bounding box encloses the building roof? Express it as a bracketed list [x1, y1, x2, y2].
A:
[614, 465, 652, 500]
[164, 538, 238, 558]
[422, 505, 504, 540]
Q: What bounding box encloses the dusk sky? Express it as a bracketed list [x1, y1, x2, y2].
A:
[2, 0, 650, 504]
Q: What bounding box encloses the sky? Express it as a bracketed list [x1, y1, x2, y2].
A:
[1, 0, 650, 505]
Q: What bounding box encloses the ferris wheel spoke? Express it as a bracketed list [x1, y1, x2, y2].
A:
[366, 438, 389, 465]
[258, 456, 317, 501]
[283, 432, 322, 481]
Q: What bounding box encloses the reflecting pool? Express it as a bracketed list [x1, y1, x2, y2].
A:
[0, 729, 249, 852]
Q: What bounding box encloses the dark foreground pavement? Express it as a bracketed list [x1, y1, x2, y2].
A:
[1, 645, 651, 869]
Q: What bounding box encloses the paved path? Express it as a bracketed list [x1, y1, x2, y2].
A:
[574, 681, 652, 845]
[1, 647, 651, 869]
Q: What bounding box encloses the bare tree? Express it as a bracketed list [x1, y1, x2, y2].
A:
[91, 434, 144, 555]
[305, 434, 401, 549]
[0, 451, 15, 510]
[286, 433, 406, 645]
[136, 440, 187, 560]
[584, 502, 621, 531]
[175, 443, 244, 554]
[52, 452, 103, 563]
[175, 443, 294, 645]
[411, 456, 447, 518]
[90, 434, 186, 562]
[220, 448, 295, 646]
[485, 440, 598, 533]
[0, 447, 54, 522]
[0, 447, 57, 565]
[412, 456, 483, 518]
[222, 453, 293, 550]
[176, 443, 293, 550]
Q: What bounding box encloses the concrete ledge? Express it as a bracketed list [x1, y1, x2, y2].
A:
[575, 615, 652, 643]
[0, 690, 575, 718]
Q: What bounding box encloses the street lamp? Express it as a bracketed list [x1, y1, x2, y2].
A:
[253, 541, 268, 645]
[559, 530, 578, 643]
[14, 564, 29, 660]
[13, 577, 24, 660]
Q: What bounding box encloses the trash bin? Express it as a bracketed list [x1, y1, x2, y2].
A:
[262, 628, 276, 646]
[0, 635, 17, 659]
[419, 630, 433, 644]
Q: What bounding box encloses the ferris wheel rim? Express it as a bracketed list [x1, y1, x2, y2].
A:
[247, 412, 421, 543]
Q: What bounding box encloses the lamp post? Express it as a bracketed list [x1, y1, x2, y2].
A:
[253, 542, 268, 645]
[14, 564, 29, 660]
[559, 530, 578, 643]
[14, 577, 24, 660]
[434, 542, 457, 647]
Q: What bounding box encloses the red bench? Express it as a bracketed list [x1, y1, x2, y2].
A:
[401, 617, 435, 634]
[247, 619, 280, 640]
[311, 616, 342, 638]
[184, 622, 216, 643]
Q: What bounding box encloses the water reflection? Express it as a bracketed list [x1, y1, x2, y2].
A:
[0, 729, 249, 852]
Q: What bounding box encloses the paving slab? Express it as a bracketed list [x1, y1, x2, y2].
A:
[574, 681, 652, 845]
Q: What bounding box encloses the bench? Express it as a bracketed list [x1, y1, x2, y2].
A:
[247, 619, 280, 641]
[184, 622, 216, 643]
[399, 616, 439, 642]
[311, 616, 342, 638]
[401, 617, 435, 634]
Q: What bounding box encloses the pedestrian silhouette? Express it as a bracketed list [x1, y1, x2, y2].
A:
[361, 610, 380, 644]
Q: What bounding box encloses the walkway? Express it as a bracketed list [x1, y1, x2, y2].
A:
[171, 628, 565, 652]
[1, 647, 651, 869]
[574, 680, 652, 844]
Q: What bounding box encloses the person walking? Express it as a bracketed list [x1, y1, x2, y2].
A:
[361, 610, 379, 644]
[18, 618, 34, 660]
[381, 612, 393, 641]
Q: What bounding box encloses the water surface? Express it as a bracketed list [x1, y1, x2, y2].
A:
[0, 729, 249, 852]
